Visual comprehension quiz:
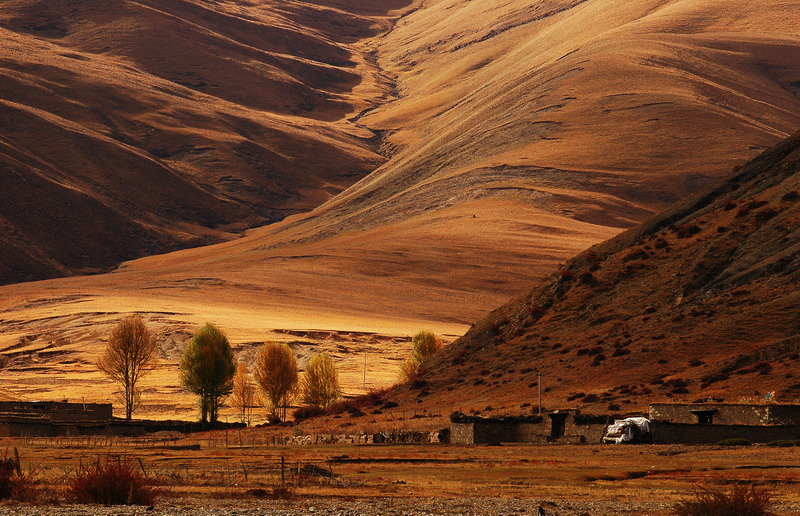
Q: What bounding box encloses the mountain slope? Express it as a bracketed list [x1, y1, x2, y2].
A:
[0, 0, 408, 284]
[389, 131, 800, 417]
[1, 0, 800, 418]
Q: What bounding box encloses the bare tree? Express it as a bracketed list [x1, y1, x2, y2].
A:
[254, 342, 298, 422]
[180, 323, 236, 424]
[231, 361, 255, 425]
[301, 353, 341, 409]
[398, 330, 442, 382]
[97, 315, 158, 419]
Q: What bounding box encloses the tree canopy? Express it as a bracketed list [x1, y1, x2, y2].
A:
[180, 323, 236, 424]
[254, 342, 298, 421]
[97, 315, 158, 419]
[301, 353, 341, 409]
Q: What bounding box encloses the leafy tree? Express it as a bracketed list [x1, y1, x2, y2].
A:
[180, 323, 236, 424]
[98, 315, 158, 419]
[254, 342, 298, 421]
[301, 353, 341, 409]
[231, 361, 256, 425]
[399, 330, 442, 382]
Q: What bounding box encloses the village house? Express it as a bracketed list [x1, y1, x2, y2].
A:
[648, 402, 800, 444]
[449, 410, 612, 444]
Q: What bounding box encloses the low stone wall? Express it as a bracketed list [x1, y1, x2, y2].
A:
[651, 422, 800, 444]
[284, 430, 445, 446]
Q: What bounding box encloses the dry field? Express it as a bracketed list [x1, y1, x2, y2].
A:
[2, 435, 800, 514]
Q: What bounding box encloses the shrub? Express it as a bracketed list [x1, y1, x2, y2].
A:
[673, 484, 774, 516]
[578, 271, 596, 285]
[781, 190, 798, 202]
[765, 439, 800, 447]
[623, 249, 649, 262]
[673, 223, 701, 238]
[293, 405, 324, 421]
[754, 208, 779, 222]
[69, 459, 160, 505]
[717, 438, 751, 446]
[0, 458, 37, 502]
[399, 331, 443, 382]
[558, 269, 574, 280]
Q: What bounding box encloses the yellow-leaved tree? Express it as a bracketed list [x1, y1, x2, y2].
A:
[301, 353, 341, 409]
[399, 330, 442, 382]
[254, 342, 298, 421]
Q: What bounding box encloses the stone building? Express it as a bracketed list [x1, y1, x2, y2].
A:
[450, 410, 610, 444]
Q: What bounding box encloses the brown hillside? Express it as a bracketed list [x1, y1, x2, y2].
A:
[0, 0, 407, 284]
[387, 131, 800, 419]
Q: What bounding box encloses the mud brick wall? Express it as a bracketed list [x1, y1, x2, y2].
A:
[565, 423, 607, 444]
[451, 418, 607, 444]
[0, 401, 113, 421]
[651, 422, 800, 444]
[649, 404, 800, 425]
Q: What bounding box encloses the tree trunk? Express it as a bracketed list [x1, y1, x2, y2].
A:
[125, 384, 133, 419]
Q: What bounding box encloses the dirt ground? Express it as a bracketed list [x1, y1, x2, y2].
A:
[2, 433, 799, 514]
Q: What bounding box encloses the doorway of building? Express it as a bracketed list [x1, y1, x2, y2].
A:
[549, 412, 568, 439]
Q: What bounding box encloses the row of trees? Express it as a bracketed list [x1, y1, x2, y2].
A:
[97, 317, 341, 423]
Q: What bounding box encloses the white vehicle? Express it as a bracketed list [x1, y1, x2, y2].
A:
[603, 417, 651, 444]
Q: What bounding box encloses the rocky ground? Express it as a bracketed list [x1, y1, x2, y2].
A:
[0, 496, 676, 515]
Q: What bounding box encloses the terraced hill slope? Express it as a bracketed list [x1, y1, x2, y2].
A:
[0, 0, 408, 284]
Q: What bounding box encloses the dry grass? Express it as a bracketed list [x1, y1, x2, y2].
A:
[673, 484, 775, 516]
[68, 458, 162, 505]
[1, 434, 799, 513]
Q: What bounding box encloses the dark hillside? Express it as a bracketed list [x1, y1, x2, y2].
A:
[389, 131, 800, 416]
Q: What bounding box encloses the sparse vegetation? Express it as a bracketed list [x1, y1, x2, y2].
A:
[69, 458, 161, 505]
[766, 439, 800, 447]
[717, 438, 751, 446]
[180, 323, 236, 424]
[673, 484, 774, 516]
[301, 353, 341, 410]
[254, 342, 298, 422]
[97, 315, 158, 419]
[399, 331, 443, 382]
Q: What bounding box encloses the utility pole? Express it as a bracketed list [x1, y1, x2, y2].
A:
[538, 372, 543, 414]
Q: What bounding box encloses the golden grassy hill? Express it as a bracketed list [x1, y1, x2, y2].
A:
[0, 0, 408, 284]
